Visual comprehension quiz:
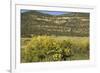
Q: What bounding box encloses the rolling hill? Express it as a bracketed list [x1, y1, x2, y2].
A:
[21, 10, 89, 37]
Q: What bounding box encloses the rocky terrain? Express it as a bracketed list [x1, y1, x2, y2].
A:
[21, 10, 89, 37]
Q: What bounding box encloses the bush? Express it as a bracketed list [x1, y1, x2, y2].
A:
[21, 36, 89, 62]
[21, 36, 73, 62]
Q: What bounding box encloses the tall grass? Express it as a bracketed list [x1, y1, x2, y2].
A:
[21, 36, 89, 63]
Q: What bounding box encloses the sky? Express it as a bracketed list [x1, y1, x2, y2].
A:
[37, 10, 68, 15]
[21, 9, 69, 15]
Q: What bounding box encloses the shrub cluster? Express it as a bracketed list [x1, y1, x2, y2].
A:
[21, 36, 89, 63]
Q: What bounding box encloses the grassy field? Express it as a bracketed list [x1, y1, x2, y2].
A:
[56, 36, 89, 60]
[21, 36, 89, 63]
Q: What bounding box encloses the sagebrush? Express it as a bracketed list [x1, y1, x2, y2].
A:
[21, 36, 89, 63]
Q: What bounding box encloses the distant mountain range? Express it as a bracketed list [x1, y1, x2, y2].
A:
[21, 10, 89, 37]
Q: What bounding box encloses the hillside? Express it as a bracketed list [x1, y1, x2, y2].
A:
[21, 10, 89, 37]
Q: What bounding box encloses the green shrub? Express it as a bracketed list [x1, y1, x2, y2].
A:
[21, 36, 89, 62]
